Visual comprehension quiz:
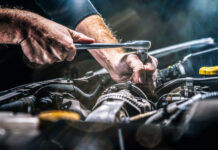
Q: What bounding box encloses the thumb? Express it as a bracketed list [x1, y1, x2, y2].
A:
[69, 30, 94, 43]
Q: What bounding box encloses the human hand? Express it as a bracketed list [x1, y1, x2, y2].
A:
[110, 53, 158, 93]
[18, 12, 94, 64]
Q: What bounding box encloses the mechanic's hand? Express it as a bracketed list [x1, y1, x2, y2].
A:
[19, 12, 94, 64]
[111, 54, 158, 93]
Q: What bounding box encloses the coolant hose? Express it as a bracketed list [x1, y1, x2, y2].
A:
[34, 84, 101, 103]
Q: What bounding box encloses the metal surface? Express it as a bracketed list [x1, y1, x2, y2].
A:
[75, 40, 151, 50]
[129, 111, 157, 122]
[149, 37, 215, 57]
[118, 128, 125, 150]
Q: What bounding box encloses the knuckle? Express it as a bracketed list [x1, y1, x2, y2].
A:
[71, 53, 76, 59]
[67, 52, 76, 61]
[129, 54, 138, 59]
[153, 57, 158, 65]
[150, 56, 158, 65]
[69, 46, 77, 55]
[55, 51, 65, 60]
[154, 57, 158, 63]
[72, 31, 80, 39]
[28, 57, 35, 63]
[135, 67, 145, 73]
[35, 59, 44, 65]
[67, 44, 76, 52]
[72, 48, 77, 55]
[47, 58, 55, 64]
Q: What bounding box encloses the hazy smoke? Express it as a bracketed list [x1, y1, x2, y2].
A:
[91, 0, 218, 49]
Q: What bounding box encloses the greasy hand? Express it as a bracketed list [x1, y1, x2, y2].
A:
[19, 13, 94, 64]
[111, 54, 158, 93]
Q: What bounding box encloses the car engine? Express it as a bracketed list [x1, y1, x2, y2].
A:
[0, 37, 218, 150]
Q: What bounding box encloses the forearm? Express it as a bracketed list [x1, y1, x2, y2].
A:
[0, 9, 26, 44]
[75, 15, 125, 72]
[76, 15, 158, 91]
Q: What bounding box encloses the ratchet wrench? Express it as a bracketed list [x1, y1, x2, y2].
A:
[74, 40, 151, 64]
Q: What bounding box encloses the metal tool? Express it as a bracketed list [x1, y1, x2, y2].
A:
[74, 40, 151, 50]
[75, 40, 151, 64]
[149, 37, 214, 57]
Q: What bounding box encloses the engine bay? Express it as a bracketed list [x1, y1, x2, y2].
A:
[0, 38, 218, 150]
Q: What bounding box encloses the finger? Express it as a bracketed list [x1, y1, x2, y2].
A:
[69, 30, 94, 43]
[34, 45, 52, 64]
[143, 55, 158, 74]
[131, 69, 147, 84]
[148, 55, 158, 67]
[20, 38, 35, 63]
[49, 46, 67, 61]
[151, 55, 158, 66]
[66, 44, 77, 61]
[36, 37, 67, 62]
[138, 70, 158, 93]
[49, 42, 76, 61]
[63, 43, 77, 61]
[33, 39, 54, 64]
[126, 54, 146, 84]
[41, 50, 57, 64]
[29, 38, 57, 64]
[21, 37, 44, 64]
[126, 54, 144, 72]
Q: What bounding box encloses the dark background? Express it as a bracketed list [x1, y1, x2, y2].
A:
[91, 0, 218, 50]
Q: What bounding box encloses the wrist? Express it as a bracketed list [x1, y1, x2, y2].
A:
[3, 9, 45, 43]
[12, 10, 39, 41]
[0, 9, 31, 43]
